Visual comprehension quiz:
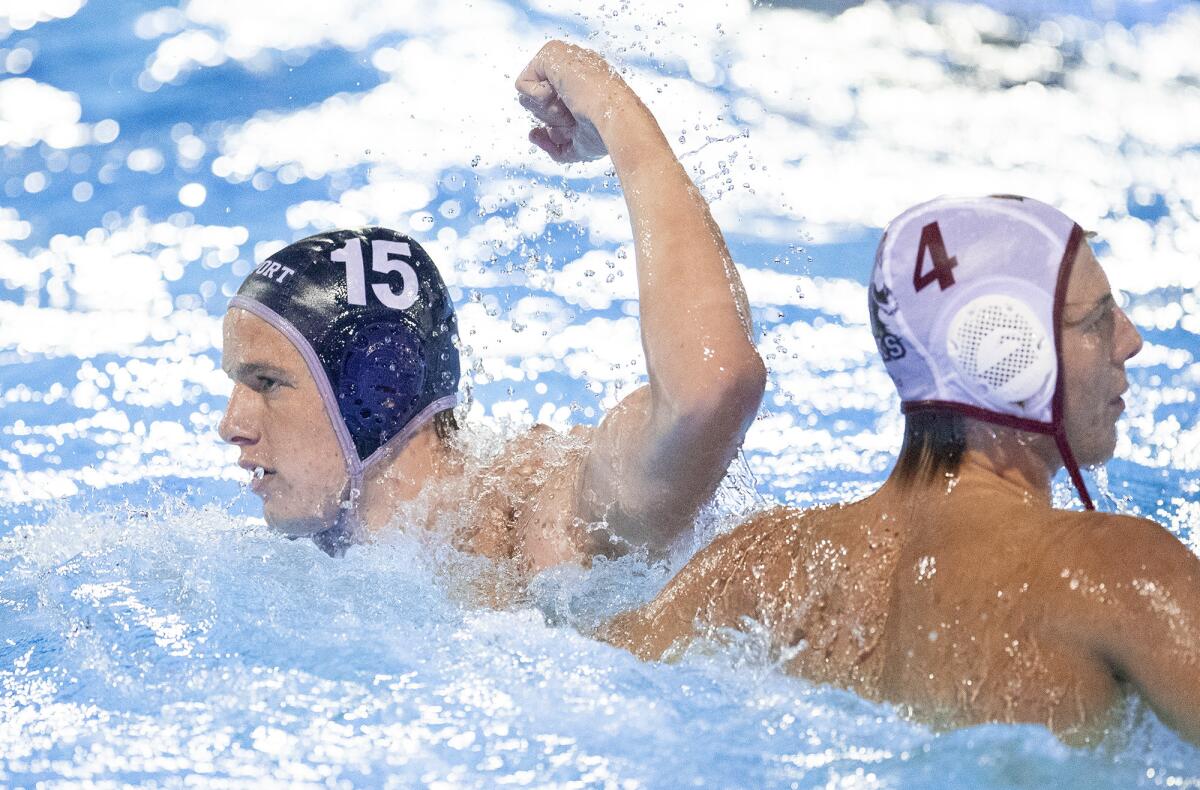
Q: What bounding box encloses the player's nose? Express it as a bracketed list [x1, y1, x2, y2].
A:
[218, 383, 260, 446]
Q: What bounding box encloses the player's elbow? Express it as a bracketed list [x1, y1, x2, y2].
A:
[685, 350, 766, 436]
[739, 351, 769, 407]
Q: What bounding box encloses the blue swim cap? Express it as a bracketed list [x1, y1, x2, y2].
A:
[229, 227, 460, 478]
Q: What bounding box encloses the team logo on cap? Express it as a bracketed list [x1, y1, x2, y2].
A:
[869, 280, 906, 362]
[253, 260, 296, 285]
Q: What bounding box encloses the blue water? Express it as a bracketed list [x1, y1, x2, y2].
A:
[2, 0, 1199, 786]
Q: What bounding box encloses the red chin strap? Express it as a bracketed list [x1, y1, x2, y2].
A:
[901, 399, 1095, 510]
[1054, 429, 1095, 510]
[1050, 223, 1095, 511]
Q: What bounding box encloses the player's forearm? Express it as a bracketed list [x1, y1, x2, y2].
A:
[597, 94, 765, 426]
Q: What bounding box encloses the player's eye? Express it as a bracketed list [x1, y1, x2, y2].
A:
[1086, 306, 1115, 334]
[254, 375, 282, 392]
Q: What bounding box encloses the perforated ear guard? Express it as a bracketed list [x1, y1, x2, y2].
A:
[945, 294, 1055, 411]
[336, 321, 428, 457]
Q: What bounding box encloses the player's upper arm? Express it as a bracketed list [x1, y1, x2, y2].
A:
[576, 356, 766, 555]
[1067, 514, 1200, 744]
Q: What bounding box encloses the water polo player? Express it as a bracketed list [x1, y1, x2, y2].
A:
[218, 41, 766, 568]
[605, 195, 1200, 744]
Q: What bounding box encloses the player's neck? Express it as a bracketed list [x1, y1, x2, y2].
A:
[357, 424, 463, 533]
[957, 423, 1059, 506]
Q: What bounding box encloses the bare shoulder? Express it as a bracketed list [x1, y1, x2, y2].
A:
[1042, 509, 1200, 740]
[662, 505, 823, 610]
[601, 505, 803, 658]
[458, 424, 585, 561]
[476, 423, 592, 492]
[469, 423, 599, 570]
[709, 504, 804, 551]
[689, 501, 870, 578]
[1045, 509, 1198, 578]
[1034, 509, 1200, 647]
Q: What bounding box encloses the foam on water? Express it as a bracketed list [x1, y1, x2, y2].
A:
[3, 0, 1200, 784]
[1, 495, 1196, 787]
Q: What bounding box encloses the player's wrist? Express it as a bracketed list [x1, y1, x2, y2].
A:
[602, 110, 676, 179]
[591, 91, 661, 162]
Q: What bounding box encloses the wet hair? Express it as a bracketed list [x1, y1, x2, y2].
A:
[893, 409, 966, 484]
[434, 408, 459, 444]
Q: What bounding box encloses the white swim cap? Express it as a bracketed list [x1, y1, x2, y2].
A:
[869, 195, 1093, 509]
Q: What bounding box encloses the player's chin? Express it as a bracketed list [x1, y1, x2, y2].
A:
[1076, 426, 1120, 468]
[262, 499, 339, 538]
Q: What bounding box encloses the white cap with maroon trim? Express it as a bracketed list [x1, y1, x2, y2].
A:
[867, 194, 1094, 509]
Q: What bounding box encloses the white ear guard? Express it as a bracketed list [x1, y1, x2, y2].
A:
[946, 294, 1055, 411]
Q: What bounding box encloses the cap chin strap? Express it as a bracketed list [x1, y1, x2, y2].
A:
[1049, 223, 1094, 511]
[901, 400, 1095, 509]
[1054, 429, 1094, 511]
[310, 472, 365, 557]
[900, 399, 1093, 508]
[311, 396, 458, 556]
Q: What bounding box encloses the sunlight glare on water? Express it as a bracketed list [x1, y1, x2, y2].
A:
[1, 0, 1199, 785]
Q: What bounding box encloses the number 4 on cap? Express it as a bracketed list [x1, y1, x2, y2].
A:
[912, 222, 958, 293]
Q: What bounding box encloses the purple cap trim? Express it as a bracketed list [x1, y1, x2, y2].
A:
[228, 295, 461, 522]
[362, 394, 458, 471]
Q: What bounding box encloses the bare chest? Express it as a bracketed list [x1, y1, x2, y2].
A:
[460, 429, 592, 573]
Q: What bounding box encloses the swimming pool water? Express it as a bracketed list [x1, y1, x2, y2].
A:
[2, 0, 1198, 786]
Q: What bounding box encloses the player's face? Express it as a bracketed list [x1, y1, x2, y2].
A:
[218, 308, 349, 535]
[1059, 243, 1143, 466]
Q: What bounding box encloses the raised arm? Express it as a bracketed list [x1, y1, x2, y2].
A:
[515, 41, 766, 556]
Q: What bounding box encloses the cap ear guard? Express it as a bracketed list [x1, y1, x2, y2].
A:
[945, 294, 1055, 413]
[337, 321, 427, 458]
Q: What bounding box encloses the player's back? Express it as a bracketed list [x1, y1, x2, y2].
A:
[607, 468, 1128, 741]
[863, 474, 1124, 738]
